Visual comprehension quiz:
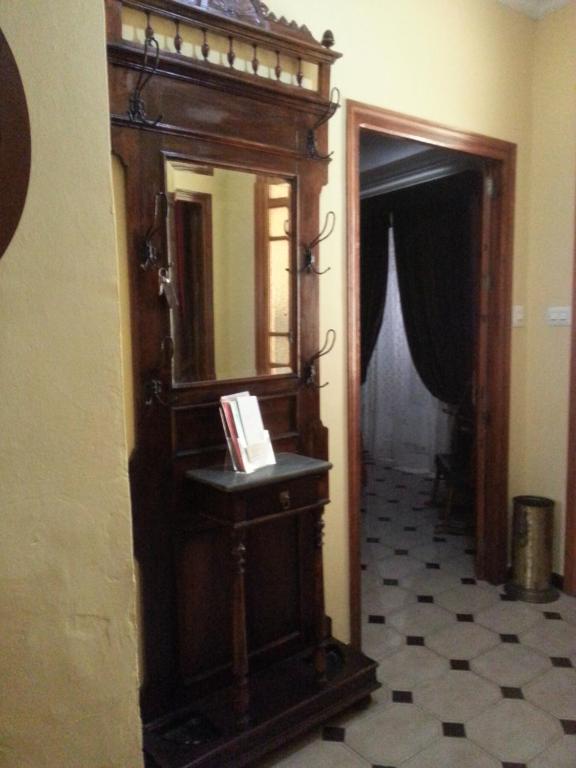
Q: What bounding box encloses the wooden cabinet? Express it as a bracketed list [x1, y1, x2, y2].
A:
[104, 1, 379, 765]
[141, 455, 378, 767]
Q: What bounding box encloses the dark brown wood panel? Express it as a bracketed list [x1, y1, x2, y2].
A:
[0, 30, 31, 259]
[245, 516, 301, 650]
[177, 528, 232, 680]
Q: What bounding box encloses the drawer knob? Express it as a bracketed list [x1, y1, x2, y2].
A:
[279, 490, 291, 510]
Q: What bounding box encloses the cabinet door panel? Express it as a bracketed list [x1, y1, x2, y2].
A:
[245, 516, 301, 655]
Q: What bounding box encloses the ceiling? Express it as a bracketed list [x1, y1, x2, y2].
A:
[498, 0, 570, 19]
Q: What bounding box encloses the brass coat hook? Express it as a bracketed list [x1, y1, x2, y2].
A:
[128, 21, 163, 127]
[306, 87, 340, 161]
[304, 329, 336, 388]
[140, 191, 167, 270]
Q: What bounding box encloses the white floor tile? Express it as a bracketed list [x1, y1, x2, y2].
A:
[466, 699, 562, 762]
[471, 643, 552, 687]
[414, 670, 501, 722]
[345, 703, 441, 765]
[401, 737, 501, 768]
[524, 668, 576, 719]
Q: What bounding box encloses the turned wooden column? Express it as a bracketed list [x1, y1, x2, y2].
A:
[231, 525, 250, 730]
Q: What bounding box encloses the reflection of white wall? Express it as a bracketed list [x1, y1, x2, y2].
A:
[166, 164, 256, 380]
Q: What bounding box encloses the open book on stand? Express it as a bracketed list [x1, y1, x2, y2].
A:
[219, 392, 276, 474]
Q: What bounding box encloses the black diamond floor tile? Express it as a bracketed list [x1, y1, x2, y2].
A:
[450, 660, 471, 670]
[392, 690, 413, 703]
[442, 722, 466, 738]
[501, 686, 524, 699]
[551, 657, 573, 668]
[561, 720, 576, 735]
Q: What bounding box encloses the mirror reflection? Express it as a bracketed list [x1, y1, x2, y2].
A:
[165, 160, 295, 383]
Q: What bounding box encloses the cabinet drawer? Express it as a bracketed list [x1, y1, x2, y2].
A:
[242, 473, 327, 522]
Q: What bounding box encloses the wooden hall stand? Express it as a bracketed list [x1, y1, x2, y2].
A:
[105, 1, 379, 766]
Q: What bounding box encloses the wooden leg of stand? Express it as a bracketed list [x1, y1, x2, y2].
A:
[231, 528, 250, 730]
[314, 512, 327, 685]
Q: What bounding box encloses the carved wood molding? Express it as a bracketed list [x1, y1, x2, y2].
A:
[174, 0, 318, 42]
[110, 0, 340, 66]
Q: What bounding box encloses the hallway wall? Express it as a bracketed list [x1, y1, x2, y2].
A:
[523, 3, 576, 568]
[0, 3, 142, 767]
[0, 1, 574, 767]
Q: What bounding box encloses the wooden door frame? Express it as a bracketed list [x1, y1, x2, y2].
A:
[564, 205, 576, 594]
[346, 101, 516, 647]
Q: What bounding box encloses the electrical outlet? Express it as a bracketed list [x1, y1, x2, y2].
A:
[546, 306, 571, 326]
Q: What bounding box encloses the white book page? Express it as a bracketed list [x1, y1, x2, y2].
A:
[236, 395, 265, 446]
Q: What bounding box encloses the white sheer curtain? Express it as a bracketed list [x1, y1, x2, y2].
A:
[362, 228, 449, 474]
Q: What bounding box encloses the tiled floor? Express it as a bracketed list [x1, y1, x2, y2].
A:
[258, 464, 576, 767]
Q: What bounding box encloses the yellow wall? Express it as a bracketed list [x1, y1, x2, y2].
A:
[1, 1, 575, 766]
[0, 3, 142, 768]
[523, 2, 576, 569]
[273, 0, 540, 638]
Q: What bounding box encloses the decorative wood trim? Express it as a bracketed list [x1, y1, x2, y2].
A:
[121, 0, 339, 58]
[565, 190, 576, 595]
[346, 101, 516, 648]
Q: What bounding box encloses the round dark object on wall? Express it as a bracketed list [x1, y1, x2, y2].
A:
[0, 28, 31, 260]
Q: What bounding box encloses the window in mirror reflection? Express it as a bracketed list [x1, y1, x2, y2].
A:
[165, 161, 295, 383]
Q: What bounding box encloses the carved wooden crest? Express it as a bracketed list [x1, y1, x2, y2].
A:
[174, 0, 318, 42]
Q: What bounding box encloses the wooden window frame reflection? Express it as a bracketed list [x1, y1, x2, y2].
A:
[169, 190, 216, 382]
[254, 177, 294, 376]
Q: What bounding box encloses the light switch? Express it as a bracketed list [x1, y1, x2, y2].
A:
[512, 305, 525, 327]
[546, 306, 571, 326]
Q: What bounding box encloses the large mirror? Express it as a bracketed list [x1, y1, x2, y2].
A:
[164, 159, 296, 383]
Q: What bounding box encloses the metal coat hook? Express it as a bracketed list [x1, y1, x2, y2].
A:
[140, 191, 167, 270]
[306, 87, 340, 161]
[287, 211, 335, 275]
[303, 211, 335, 274]
[303, 329, 336, 388]
[128, 26, 163, 127]
[144, 378, 170, 407]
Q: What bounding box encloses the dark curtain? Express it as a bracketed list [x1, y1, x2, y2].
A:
[360, 195, 390, 383]
[391, 171, 482, 406]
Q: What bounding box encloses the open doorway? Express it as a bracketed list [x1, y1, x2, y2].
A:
[346, 102, 516, 648]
